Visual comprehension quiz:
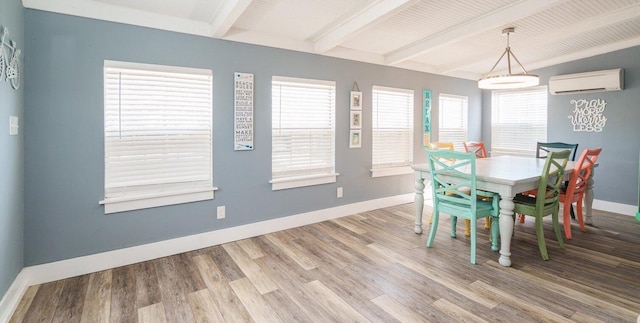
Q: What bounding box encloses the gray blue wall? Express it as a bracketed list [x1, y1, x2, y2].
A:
[23, 10, 482, 266]
[482, 46, 640, 205]
[0, 0, 24, 299]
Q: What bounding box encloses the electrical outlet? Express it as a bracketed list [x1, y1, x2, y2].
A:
[337, 187, 343, 198]
[217, 206, 225, 219]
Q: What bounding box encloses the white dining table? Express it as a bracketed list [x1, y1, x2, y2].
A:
[412, 155, 595, 267]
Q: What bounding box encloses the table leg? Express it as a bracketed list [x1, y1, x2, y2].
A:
[414, 175, 425, 234]
[584, 168, 595, 225]
[498, 195, 515, 267]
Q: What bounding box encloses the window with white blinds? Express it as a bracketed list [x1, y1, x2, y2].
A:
[371, 86, 414, 177]
[271, 76, 337, 190]
[102, 60, 215, 214]
[491, 86, 548, 157]
[438, 94, 468, 151]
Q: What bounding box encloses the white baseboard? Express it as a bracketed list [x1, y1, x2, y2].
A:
[0, 194, 413, 322]
[592, 199, 636, 216]
[0, 270, 29, 323]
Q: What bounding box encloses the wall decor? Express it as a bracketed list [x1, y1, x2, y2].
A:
[568, 98, 607, 132]
[0, 26, 21, 90]
[234, 72, 254, 150]
[350, 110, 361, 129]
[422, 89, 432, 146]
[349, 82, 363, 149]
[349, 130, 361, 148]
[350, 91, 362, 110]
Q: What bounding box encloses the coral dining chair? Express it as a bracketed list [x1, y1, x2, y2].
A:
[463, 141, 488, 158]
[559, 147, 602, 239]
[425, 150, 500, 264]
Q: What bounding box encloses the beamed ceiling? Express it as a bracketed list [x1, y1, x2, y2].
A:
[22, 0, 640, 80]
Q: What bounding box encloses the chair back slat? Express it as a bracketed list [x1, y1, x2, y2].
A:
[463, 141, 487, 158]
[536, 142, 578, 161]
[565, 147, 602, 197]
[536, 150, 571, 210]
[427, 150, 477, 210]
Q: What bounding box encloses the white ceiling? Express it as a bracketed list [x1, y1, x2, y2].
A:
[22, 0, 640, 80]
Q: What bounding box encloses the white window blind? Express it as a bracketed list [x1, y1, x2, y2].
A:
[491, 86, 547, 156]
[438, 94, 468, 151]
[271, 76, 336, 189]
[103, 60, 214, 213]
[372, 86, 414, 174]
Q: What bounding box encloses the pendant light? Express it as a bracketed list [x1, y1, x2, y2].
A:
[478, 27, 539, 90]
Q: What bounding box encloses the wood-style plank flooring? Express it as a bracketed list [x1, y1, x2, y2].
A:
[10, 204, 640, 322]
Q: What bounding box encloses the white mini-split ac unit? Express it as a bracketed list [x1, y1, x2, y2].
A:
[548, 68, 624, 95]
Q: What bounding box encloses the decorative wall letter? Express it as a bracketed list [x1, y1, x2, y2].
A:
[422, 90, 432, 146]
[234, 72, 254, 150]
[568, 98, 607, 132]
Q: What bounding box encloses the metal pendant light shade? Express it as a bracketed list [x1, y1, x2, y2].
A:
[478, 27, 539, 90]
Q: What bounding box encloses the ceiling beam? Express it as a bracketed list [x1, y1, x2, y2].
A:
[313, 0, 418, 54]
[440, 2, 640, 75]
[22, 0, 212, 37]
[384, 0, 568, 65]
[209, 0, 253, 38]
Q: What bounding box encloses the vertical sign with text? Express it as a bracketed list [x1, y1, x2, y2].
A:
[234, 72, 254, 150]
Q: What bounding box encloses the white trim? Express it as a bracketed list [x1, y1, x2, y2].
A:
[592, 199, 636, 216]
[371, 166, 413, 178]
[101, 188, 217, 214]
[0, 270, 29, 323]
[270, 173, 339, 191]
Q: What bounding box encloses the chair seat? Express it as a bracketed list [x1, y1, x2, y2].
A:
[439, 197, 495, 216]
[514, 194, 555, 207]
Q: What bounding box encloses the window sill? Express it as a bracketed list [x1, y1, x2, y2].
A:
[270, 173, 339, 190]
[100, 187, 218, 214]
[371, 166, 413, 178]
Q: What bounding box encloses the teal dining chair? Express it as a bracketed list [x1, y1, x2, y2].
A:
[425, 150, 500, 264]
[513, 150, 570, 260]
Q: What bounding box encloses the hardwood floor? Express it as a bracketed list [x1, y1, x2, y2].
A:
[10, 204, 640, 322]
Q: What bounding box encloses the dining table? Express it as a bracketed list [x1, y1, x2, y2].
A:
[412, 155, 595, 267]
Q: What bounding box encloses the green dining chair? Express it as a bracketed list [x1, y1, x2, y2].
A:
[425, 150, 500, 264]
[519, 141, 579, 223]
[513, 150, 570, 260]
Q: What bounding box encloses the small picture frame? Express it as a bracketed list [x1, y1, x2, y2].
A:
[350, 110, 362, 129]
[349, 130, 361, 148]
[350, 91, 362, 110]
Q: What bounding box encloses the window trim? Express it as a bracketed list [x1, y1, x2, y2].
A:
[371, 85, 414, 178]
[437, 93, 468, 151]
[101, 60, 216, 214]
[270, 75, 337, 190]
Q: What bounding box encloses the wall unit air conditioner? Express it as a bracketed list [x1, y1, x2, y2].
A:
[548, 68, 624, 95]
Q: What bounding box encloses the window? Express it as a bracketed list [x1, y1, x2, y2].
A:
[102, 61, 215, 214]
[371, 86, 414, 177]
[271, 76, 337, 190]
[438, 94, 468, 151]
[491, 86, 547, 156]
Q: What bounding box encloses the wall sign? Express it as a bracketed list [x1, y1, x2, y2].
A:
[568, 98, 607, 132]
[234, 72, 254, 150]
[422, 90, 432, 146]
